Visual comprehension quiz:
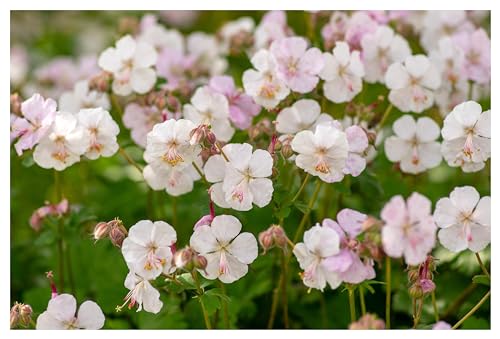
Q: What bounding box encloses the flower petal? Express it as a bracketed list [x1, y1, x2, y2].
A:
[211, 215, 242, 244]
[76, 301, 105, 329]
[227, 232, 258, 264]
[46, 294, 77, 323]
[450, 186, 480, 215]
[190, 225, 218, 254]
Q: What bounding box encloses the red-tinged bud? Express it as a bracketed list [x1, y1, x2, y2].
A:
[174, 247, 195, 270]
[258, 230, 274, 254]
[420, 279, 436, 294]
[10, 303, 20, 328]
[361, 216, 379, 231]
[271, 225, 288, 249]
[109, 223, 128, 248]
[409, 284, 424, 299]
[281, 144, 294, 159]
[93, 222, 110, 241]
[193, 254, 208, 271]
[11, 93, 22, 115]
[88, 72, 112, 92]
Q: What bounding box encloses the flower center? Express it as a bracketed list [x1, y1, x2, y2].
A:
[162, 141, 184, 166]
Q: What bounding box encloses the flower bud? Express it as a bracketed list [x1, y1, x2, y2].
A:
[19, 304, 33, 326]
[109, 223, 128, 248]
[194, 214, 214, 230]
[420, 279, 436, 294]
[193, 254, 208, 271]
[10, 304, 20, 328]
[271, 225, 288, 249]
[281, 144, 294, 159]
[93, 222, 110, 241]
[11, 93, 22, 115]
[258, 230, 274, 253]
[409, 284, 424, 299]
[174, 247, 195, 270]
[407, 268, 420, 283]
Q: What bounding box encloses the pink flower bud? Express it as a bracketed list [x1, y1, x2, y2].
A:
[109, 223, 128, 248]
[194, 214, 214, 230]
[271, 225, 288, 249]
[193, 254, 208, 271]
[93, 222, 110, 241]
[19, 304, 33, 326]
[10, 93, 22, 115]
[349, 313, 385, 330]
[420, 279, 436, 294]
[10, 303, 20, 328]
[258, 230, 274, 253]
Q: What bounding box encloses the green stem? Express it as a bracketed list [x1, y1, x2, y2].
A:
[66, 245, 76, 296]
[191, 271, 212, 329]
[218, 281, 229, 329]
[193, 162, 207, 184]
[291, 173, 310, 203]
[348, 286, 356, 323]
[292, 180, 322, 244]
[413, 298, 423, 329]
[452, 290, 491, 329]
[267, 252, 285, 329]
[281, 251, 289, 329]
[377, 104, 393, 132]
[431, 291, 439, 322]
[441, 282, 477, 319]
[359, 286, 366, 316]
[118, 146, 143, 173]
[385, 256, 391, 329]
[475, 252, 490, 277]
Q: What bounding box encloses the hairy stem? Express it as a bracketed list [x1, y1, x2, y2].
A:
[377, 104, 393, 132]
[54, 171, 65, 292]
[348, 286, 357, 323]
[475, 252, 490, 277]
[291, 173, 310, 203]
[412, 298, 423, 329]
[359, 286, 366, 316]
[385, 256, 391, 329]
[267, 252, 285, 329]
[452, 290, 490, 329]
[218, 281, 230, 328]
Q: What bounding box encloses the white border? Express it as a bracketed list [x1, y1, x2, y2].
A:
[2, 0, 498, 338]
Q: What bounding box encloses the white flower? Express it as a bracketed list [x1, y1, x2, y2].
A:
[187, 32, 227, 76]
[98, 35, 157, 96]
[242, 49, 290, 109]
[144, 119, 200, 174]
[119, 271, 163, 314]
[275, 99, 333, 135]
[204, 143, 274, 211]
[36, 294, 105, 330]
[291, 124, 349, 183]
[293, 225, 341, 291]
[360, 25, 411, 84]
[420, 11, 472, 52]
[139, 22, 184, 53]
[77, 107, 120, 160]
[434, 186, 490, 252]
[121, 220, 177, 280]
[190, 215, 258, 283]
[319, 41, 365, 103]
[183, 86, 234, 142]
[219, 17, 255, 52]
[441, 101, 490, 172]
[341, 124, 370, 177]
[33, 112, 88, 171]
[385, 55, 441, 113]
[59, 80, 110, 113]
[384, 115, 442, 174]
[143, 159, 201, 197]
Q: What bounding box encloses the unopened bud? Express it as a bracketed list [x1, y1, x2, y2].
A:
[409, 284, 424, 299]
[258, 230, 274, 253]
[93, 222, 110, 241]
[109, 224, 128, 248]
[281, 144, 294, 159]
[174, 247, 194, 270]
[193, 254, 208, 271]
[11, 93, 22, 115]
[361, 216, 379, 231]
[420, 279, 436, 294]
[10, 304, 20, 328]
[271, 225, 288, 249]
[407, 268, 420, 283]
[272, 166, 279, 178]
[19, 304, 33, 326]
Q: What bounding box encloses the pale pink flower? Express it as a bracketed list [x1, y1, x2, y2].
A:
[293, 225, 341, 291]
[319, 42, 365, 103]
[159, 10, 200, 28]
[322, 209, 376, 284]
[98, 35, 157, 96]
[77, 107, 120, 160]
[121, 220, 177, 280]
[349, 313, 385, 330]
[441, 101, 490, 172]
[342, 125, 369, 177]
[385, 55, 441, 113]
[420, 11, 473, 52]
[321, 12, 349, 50]
[360, 25, 411, 84]
[123, 103, 163, 148]
[434, 186, 490, 253]
[10, 45, 28, 87]
[36, 294, 105, 330]
[254, 10, 290, 50]
[275, 99, 332, 135]
[143, 161, 200, 197]
[242, 49, 290, 109]
[452, 28, 491, 84]
[187, 32, 227, 76]
[384, 115, 442, 174]
[204, 143, 274, 211]
[30, 199, 69, 232]
[59, 80, 110, 113]
[381, 192, 437, 265]
[119, 271, 163, 314]
[291, 124, 349, 183]
[344, 12, 379, 50]
[138, 16, 184, 52]
[11, 93, 57, 156]
[432, 321, 452, 330]
[270, 37, 324, 93]
[209, 76, 260, 130]
[190, 215, 258, 283]
[156, 48, 195, 91]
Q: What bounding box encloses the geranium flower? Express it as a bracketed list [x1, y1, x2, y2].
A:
[270, 37, 324, 93]
[36, 294, 104, 330]
[98, 35, 157, 96]
[275, 99, 332, 135]
[319, 41, 365, 103]
[434, 186, 490, 252]
[360, 25, 411, 84]
[242, 49, 290, 109]
[121, 220, 177, 280]
[187, 32, 227, 76]
[190, 215, 258, 283]
[385, 55, 441, 113]
[183, 86, 234, 142]
[143, 161, 200, 197]
[254, 10, 290, 50]
[291, 124, 349, 183]
[384, 115, 442, 174]
[59, 80, 110, 113]
[381, 192, 437, 265]
[419, 10, 473, 52]
[322, 209, 376, 284]
[441, 101, 490, 172]
[33, 112, 88, 171]
[77, 107, 120, 160]
[453, 28, 491, 85]
[10, 93, 57, 156]
[123, 103, 164, 148]
[119, 271, 163, 314]
[143, 119, 200, 174]
[203, 143, 274, 211]
[293, 224, 341, 291]
[209, 76, 261, 130]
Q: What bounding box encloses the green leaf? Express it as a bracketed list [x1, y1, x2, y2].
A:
[472, 274, 490, 286]
[205, 288, 231, 303]
[176, 273, 198, 290]
[294, 201, 310, 214]
[198, 292, 221, 316]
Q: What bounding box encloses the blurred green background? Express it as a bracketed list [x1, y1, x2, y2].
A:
[11, 10, 490, 329]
